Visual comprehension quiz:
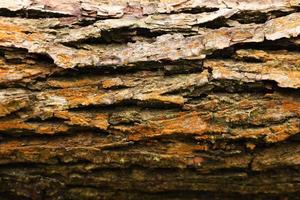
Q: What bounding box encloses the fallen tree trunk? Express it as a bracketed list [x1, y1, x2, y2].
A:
[0, 0, 300, 199]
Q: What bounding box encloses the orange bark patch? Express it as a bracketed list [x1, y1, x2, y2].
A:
[0, 119, 70, 135]
[282, 99, 300, 113]
[55, 111, 109, 130]
[128, 112, 207, 141]
[101, 78, 124, 89]
[160, 112, 207, 135]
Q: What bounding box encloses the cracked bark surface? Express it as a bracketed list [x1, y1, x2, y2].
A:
[0, 1, 300, 199]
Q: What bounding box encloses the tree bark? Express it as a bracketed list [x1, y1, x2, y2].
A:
[0, 0, 300, 199]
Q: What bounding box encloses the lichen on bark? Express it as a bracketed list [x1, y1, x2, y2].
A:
[0, 0, 300, 199]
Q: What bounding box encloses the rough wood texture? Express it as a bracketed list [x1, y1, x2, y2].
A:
[0, 0, 300, 199]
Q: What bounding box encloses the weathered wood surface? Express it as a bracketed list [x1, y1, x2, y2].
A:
[0, 0, 300, 199]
